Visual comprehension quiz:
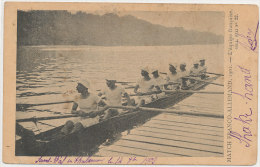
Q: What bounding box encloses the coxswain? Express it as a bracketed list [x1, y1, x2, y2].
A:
[134, 67, 158, 106]
[151, 69, 166, 98]
[61, 79, 105, 135]
[99, 79, 131, 119]
[198, 59, 207, 79]
[166, 64, 180, 90]
[177, 63, 189, 90]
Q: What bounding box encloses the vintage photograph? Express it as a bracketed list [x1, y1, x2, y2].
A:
[15, 9, 225, 157]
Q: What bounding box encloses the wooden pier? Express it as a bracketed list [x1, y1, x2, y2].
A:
[95, 88, 224, 157]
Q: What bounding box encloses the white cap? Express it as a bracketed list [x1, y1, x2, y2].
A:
[105, 73, 117, 82]
[141, 66, 150, 73]
[150, 67, 158, 73]
[169, 63, 177, 68]
[193, 61, 199, 65]
[78, 79, 90, 88]
[106, 79, 116, 83]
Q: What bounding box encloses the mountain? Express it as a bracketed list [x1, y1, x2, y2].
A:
[17, 10, 223, 46]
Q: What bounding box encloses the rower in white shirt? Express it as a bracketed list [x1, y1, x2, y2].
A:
[166, 63, 180, 90]
[151, 69, 166, 98]
[190, 61, 200, 77]
[99, 79, 131, 119]
[189, 61, 201, 84]
[198, 59, 208, 79]
[61, 79, 105, 135]
[177, 63, 189, 90]
[134, 67, 158, 106]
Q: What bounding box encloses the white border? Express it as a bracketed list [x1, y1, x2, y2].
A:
[0, 0, 259, 167]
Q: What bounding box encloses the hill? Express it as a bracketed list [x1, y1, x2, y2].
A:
[17, 10, 224, 46]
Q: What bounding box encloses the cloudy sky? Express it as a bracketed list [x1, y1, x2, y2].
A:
[124, 11, 225, 36]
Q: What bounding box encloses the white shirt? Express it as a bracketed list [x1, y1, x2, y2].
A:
[198, 65, 207, 74]
[137, 78, 155, 93]
[190, 67, 200, 77]
[166, 73, 178, 83]
[74, 93, 101, 112]
[176, 70, 189, 83]
[101, 86, 125, 106]
[152, 76, 166, 90]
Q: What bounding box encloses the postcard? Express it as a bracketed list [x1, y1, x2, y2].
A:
[2, 2, 258, 165]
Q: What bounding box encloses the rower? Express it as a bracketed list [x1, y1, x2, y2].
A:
[134, 67, 158, 106]
[166, 64, 180, 90]
[189, 61, 200, 84]
[198, 58, 208, 79]
[99, 79, 131, 119]
[177, 63, 189, 90]
[61, 79, 105, 135]
[190, 61, 201, 76]
[151, 69, 166, 98]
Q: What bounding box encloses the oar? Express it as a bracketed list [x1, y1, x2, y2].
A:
[16, 114, 79, 123]
[16, 101, 74, 111]
[130, 90, 224, 96]
[108, 105, 224, 118]
[116, 81, 135, 84]
[125, 86, 136, 89]
[129, 91, 161, 96]
[184, 77, 224, 86]
[163, 90, 224, 94]
[37, 121, 58, 128]
[206, 72, 224, 76]
[16, 107, 109, 122]
[160, 72, 167, 75]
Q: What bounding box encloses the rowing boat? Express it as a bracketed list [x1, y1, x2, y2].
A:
[15, 75, 220, 156]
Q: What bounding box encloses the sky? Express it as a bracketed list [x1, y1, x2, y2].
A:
[124, 11, 225, 36]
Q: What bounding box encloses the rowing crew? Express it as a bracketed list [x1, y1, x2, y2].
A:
[133, 59, 207, 104]
[61, 79, 132, 134]
[60, 59, 208, 134]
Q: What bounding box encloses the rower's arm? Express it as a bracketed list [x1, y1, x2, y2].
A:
[123, 92, 132, 105]
[71, 102, 78, 114]
[163, 84, 168, 90]
[98, 99, 107, 107]
[154, 85, 161, 91]
[166, 76, 170, 82]
[134, 85, 139, 93]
